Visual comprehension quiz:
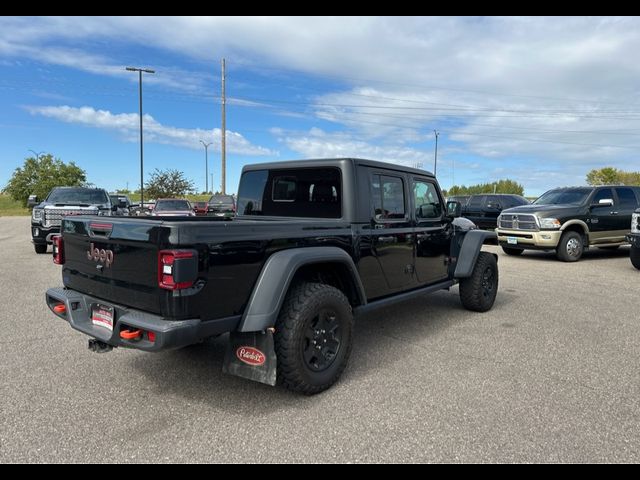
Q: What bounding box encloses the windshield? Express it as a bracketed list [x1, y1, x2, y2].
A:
[155, 200, 191, 211]
[47, 188, 109, 205]
[534, 189, 591, 206]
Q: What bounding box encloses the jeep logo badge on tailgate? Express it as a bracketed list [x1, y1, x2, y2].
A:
[86, 242, 114, 268]
[236, 346, 266, 366]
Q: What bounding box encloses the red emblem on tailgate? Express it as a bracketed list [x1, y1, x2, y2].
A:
[236, 346, 266, 366]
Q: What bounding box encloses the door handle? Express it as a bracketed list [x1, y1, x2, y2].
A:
[378, 236, 395, 244]
[610, 211, 618, 215]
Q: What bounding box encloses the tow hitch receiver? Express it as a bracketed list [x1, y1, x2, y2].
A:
[88, 339, 113, 353]
[223, 330, 277, 386]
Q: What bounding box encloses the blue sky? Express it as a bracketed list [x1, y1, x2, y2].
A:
[2, 16, 640, 196]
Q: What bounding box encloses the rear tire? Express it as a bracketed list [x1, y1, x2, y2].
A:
[501, 246, 523, 256]
[459, 252, 498, 312]
[34, 244, 47, 254]
[631, 246, 640, 270]
[274, 282, 353, 395]
[556, 231, 583, 262]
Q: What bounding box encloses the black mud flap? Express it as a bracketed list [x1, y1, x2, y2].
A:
[222, 331, 277, 386]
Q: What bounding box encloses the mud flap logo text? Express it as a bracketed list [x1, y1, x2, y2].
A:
[236, 346, 266, 366]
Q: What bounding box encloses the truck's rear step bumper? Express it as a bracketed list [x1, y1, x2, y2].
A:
[46, 287, 240, 352]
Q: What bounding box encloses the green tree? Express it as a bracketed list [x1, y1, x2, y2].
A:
[445, 179, 524, 196]
[586, 167, 640, 185]
[4, 154, 86, 207]
[144, 168, 195, 199]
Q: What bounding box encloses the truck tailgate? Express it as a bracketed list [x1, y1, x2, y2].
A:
[61, 217, 168, 315]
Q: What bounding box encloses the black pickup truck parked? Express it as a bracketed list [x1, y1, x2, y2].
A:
[46, 159, 498, 394]
[496, 185, 640, 262]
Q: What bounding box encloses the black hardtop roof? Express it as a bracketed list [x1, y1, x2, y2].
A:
[242, 158, 435, 178]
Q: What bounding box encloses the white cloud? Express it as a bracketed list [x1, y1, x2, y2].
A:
[27, 105, 275, 156]
[275, 127, 434, 168]
[5, 16, 640, 194]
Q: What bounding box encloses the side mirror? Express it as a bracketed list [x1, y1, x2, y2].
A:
[591, 198, 614, 208]
[486, 203, 502, 211]
[27, 195, 38, 207]
[446, 200, 462, 218]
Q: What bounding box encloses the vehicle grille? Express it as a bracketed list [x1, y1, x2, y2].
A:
[43, 208, 98, 227]
[498, 214, 538, 231]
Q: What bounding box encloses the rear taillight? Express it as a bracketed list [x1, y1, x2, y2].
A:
[52, 235, 64, 265]
[158, 249, 198, 290]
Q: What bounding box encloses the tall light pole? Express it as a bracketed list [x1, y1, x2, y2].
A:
[433, 130, 439, 177]
[200, 140, 212, 194]
[221, 58, 226, 195]
[28, 149, 45, 162]
[126, 66, 155, 207]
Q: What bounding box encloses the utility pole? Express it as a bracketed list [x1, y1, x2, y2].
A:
[433, 130, 439, 177]
[200, 140, 212, 193]
[221, 58, 226, 195]
[126, 66, 155, 207]
[210, 174, 214, 194]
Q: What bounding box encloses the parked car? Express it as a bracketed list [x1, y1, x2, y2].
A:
[207, 194, 236, 218]
[461, 194, 530, 230]
[150, 198, 195, 217]
[496, 186, 640, 261]
[109, 194, 131, 216]
[192, 201, 208, 216]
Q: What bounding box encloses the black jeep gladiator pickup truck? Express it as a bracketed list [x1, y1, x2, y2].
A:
[46, 158, 498, 394]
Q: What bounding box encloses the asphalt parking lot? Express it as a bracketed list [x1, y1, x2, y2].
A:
[1, 215, 638, 463]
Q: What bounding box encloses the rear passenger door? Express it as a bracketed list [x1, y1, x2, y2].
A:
[412, 178, 450, 285]
[369, 173, 416, 293]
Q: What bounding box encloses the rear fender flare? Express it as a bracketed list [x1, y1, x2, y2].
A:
[239, 247, 366, 332]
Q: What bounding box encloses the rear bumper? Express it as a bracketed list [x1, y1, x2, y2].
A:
[46, 287, 240, 352]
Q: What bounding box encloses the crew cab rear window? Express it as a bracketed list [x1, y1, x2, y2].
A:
[372, 175, 406, 220]
[237, 168, 341, 218]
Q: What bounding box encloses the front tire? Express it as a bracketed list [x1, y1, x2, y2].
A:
[556, 231, 583, 262]
[631, 246, 640, 270]
[275, 282, 353, 395]
[34, 244, 47, 254]
[459, 252, 498, 312]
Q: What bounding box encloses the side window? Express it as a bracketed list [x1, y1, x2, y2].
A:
[414, 180, 442, 220]
[615, 187, 638, 208]
[372, 175, 406, 220]
[593, 188, 614, 204]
